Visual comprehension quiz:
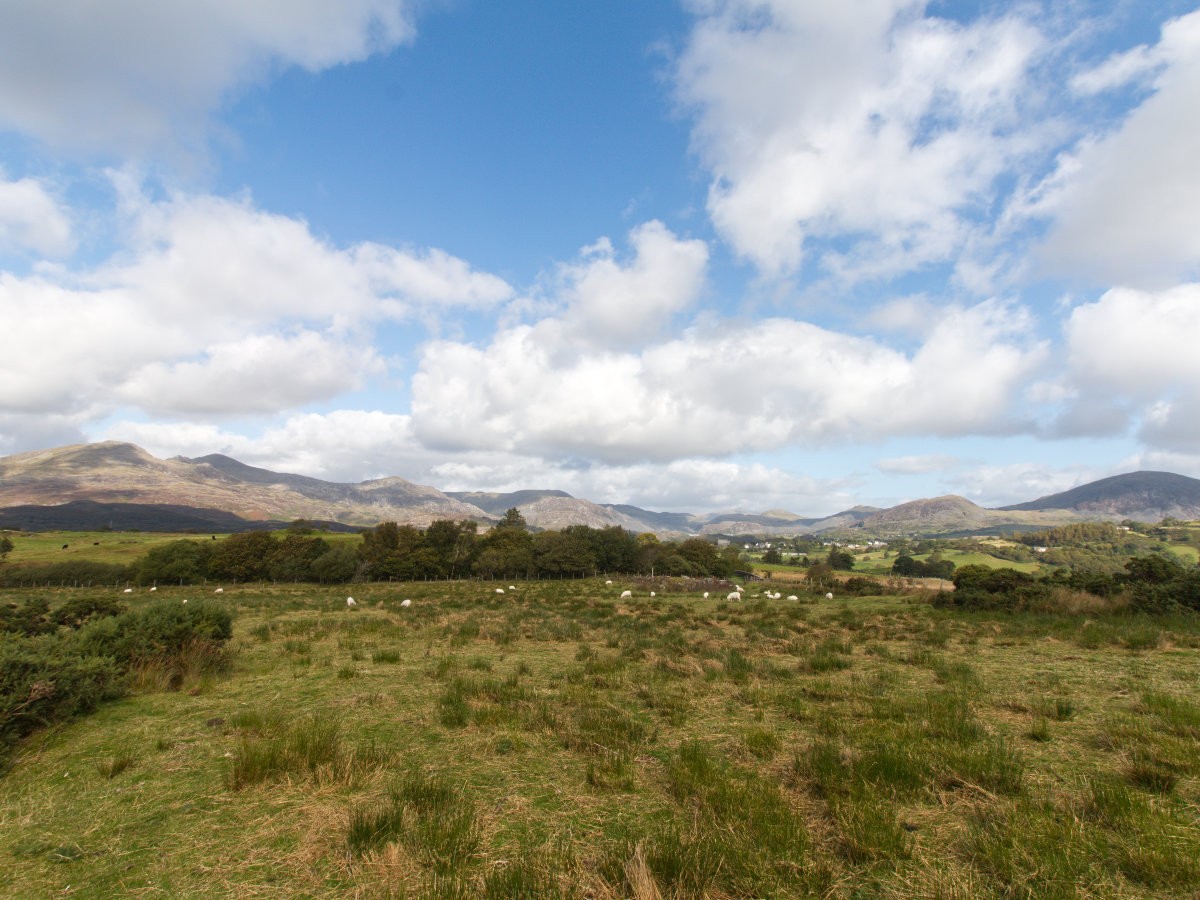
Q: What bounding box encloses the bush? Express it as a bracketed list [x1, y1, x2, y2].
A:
[0, 561, 133, 588]
[75, 599, 233, 667]
[0, 633, 123, 762]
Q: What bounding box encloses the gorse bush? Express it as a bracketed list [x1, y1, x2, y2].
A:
[1, 597, 234, 762]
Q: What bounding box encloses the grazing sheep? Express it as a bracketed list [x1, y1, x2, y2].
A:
[400, 598, 412, 608]
[825, 592, 834, 600]
[650, 591, 656, 597]
[703, 591, 709, 599]
[735, 584, 744, 593]
[182, 598, 188, 604]
[495, 588, 505, 594]
[787, 595, 798, 601]
[508, 585, 516, 590]
[726, 591, 742, 602]
[346, 597, 356, 608]
[123, 588, 133, 593]
[605, 580, 613, 586]
[214, 588, 224, 594]
[620, 590, 632, 599]
[149, 586, 157, 592]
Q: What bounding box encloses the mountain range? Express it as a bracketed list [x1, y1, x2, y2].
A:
[1, 442, 1198, 537]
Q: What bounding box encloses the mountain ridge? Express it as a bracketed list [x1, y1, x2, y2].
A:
[2, 442, 1198, 536]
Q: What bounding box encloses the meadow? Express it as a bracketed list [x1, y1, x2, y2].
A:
[2, 578, 1200, 898]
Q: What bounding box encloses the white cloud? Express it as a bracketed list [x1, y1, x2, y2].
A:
[1062, 283, 1200, 448]
[0, 1, 415, 157]
[1036, 10, 1200, 287]
[553, 220, 709, 349]
[0, 175, 73, 256]
[675, 0, 1043, 278]
[411, 294, 1046, 464]
[0, 186, 510, 428]
[875, 454, 959, 475]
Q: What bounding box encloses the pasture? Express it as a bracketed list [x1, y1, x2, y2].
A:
[2, 579, 1199, 897]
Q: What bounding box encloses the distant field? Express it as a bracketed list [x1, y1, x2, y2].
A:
[2, 580, 1199, 896]
[849, 548, 1042, 577]
[0, 529, 360, 567]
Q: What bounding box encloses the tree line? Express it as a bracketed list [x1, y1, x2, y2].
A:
[72, 510, 749, 586]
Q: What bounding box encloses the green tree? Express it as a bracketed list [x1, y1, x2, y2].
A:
[0, 535, 12, 561]
[827, 547, 855, 571]
[209, 531, 277, 582]
[497, 508, 529, 531]
[762, 547, 782, 565]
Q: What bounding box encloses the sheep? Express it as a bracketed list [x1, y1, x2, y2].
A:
[123, 588, 133, 593]
[735, 584, 744, 593]
[650, 591, 656, 597]
[605, 580, 613, 586]
[726, 591, 742, 602]
[400, 598, 412, 608]
[149, 586, 157, 592]
[787, 595, 798, 601]
[620, 590, 632, 599]
[495, 588, 505, 594]
[214, 588, 224, 594]
[508, 585, 516, 591]
[703, 591, 709, 599]
[182, 598, 188, 604]
[825, 592, 834, 600]
[346, 597, 356, 608]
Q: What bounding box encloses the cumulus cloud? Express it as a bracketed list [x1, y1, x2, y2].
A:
[0, 1, 415, 157]
[1036, 9, 1200, 287]
[411, 292, 1046, 464]
[875, 454, 959, 475]
[675, 0, 1043, 279]
[0, 186, 510, 430]
[0, 175, 74, 257]
[1061, 283, 1200, 448]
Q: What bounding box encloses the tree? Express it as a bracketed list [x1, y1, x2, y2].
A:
[0, 534, 12, 563]
[497, 507, 529, 531]
[762, 547, 782, 565]
[209, 531, 277, 582]
[827, 547, 855, 571]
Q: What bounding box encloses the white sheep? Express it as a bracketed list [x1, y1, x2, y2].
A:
[400, 598, 412, 608]
[735, 584, 744, 593]
[650, 591, 656, 597]
[605, 580, 613, 586]
[787, 595, 798, 601]
[214, 588, 224, 594]
[825, 592, 834, 600]
[182, 598, 188, 604]
[495, 588, 505, 594]
[346, 597, 356, 608]
[149, 586, 157, 592]
[123, 588, 133, 594]
[620, 590, 632, 599]
[726, 591, 742, 602]
[508, 585, 516, 591]
[703, 591, 709, 599]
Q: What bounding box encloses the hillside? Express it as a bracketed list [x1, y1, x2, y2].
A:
[2, 442, 1199, 537]
[1001, 471, 1200, 521]
[0, 442, 487, 528]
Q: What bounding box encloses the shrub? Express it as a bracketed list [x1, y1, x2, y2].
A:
[0, 633, 123, 761]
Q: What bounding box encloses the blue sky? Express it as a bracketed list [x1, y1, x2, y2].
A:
[1, 1, 1198, 516]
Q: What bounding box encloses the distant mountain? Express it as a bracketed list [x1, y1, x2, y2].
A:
[445, 489, 572, 517]
[0, 500, 359, 533]
[0, 442, 488, 528]
[1000, 471, 1200, 521]
[2, 442, 1198, 536]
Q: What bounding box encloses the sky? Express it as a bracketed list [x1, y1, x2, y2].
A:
[1, 0, 1198, 517]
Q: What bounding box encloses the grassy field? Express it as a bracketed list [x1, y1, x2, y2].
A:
[0, 529, 362, 568]
[3, 579, 1200, 897]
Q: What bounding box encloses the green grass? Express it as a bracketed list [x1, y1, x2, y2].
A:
[1, 579, 1199, 896]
